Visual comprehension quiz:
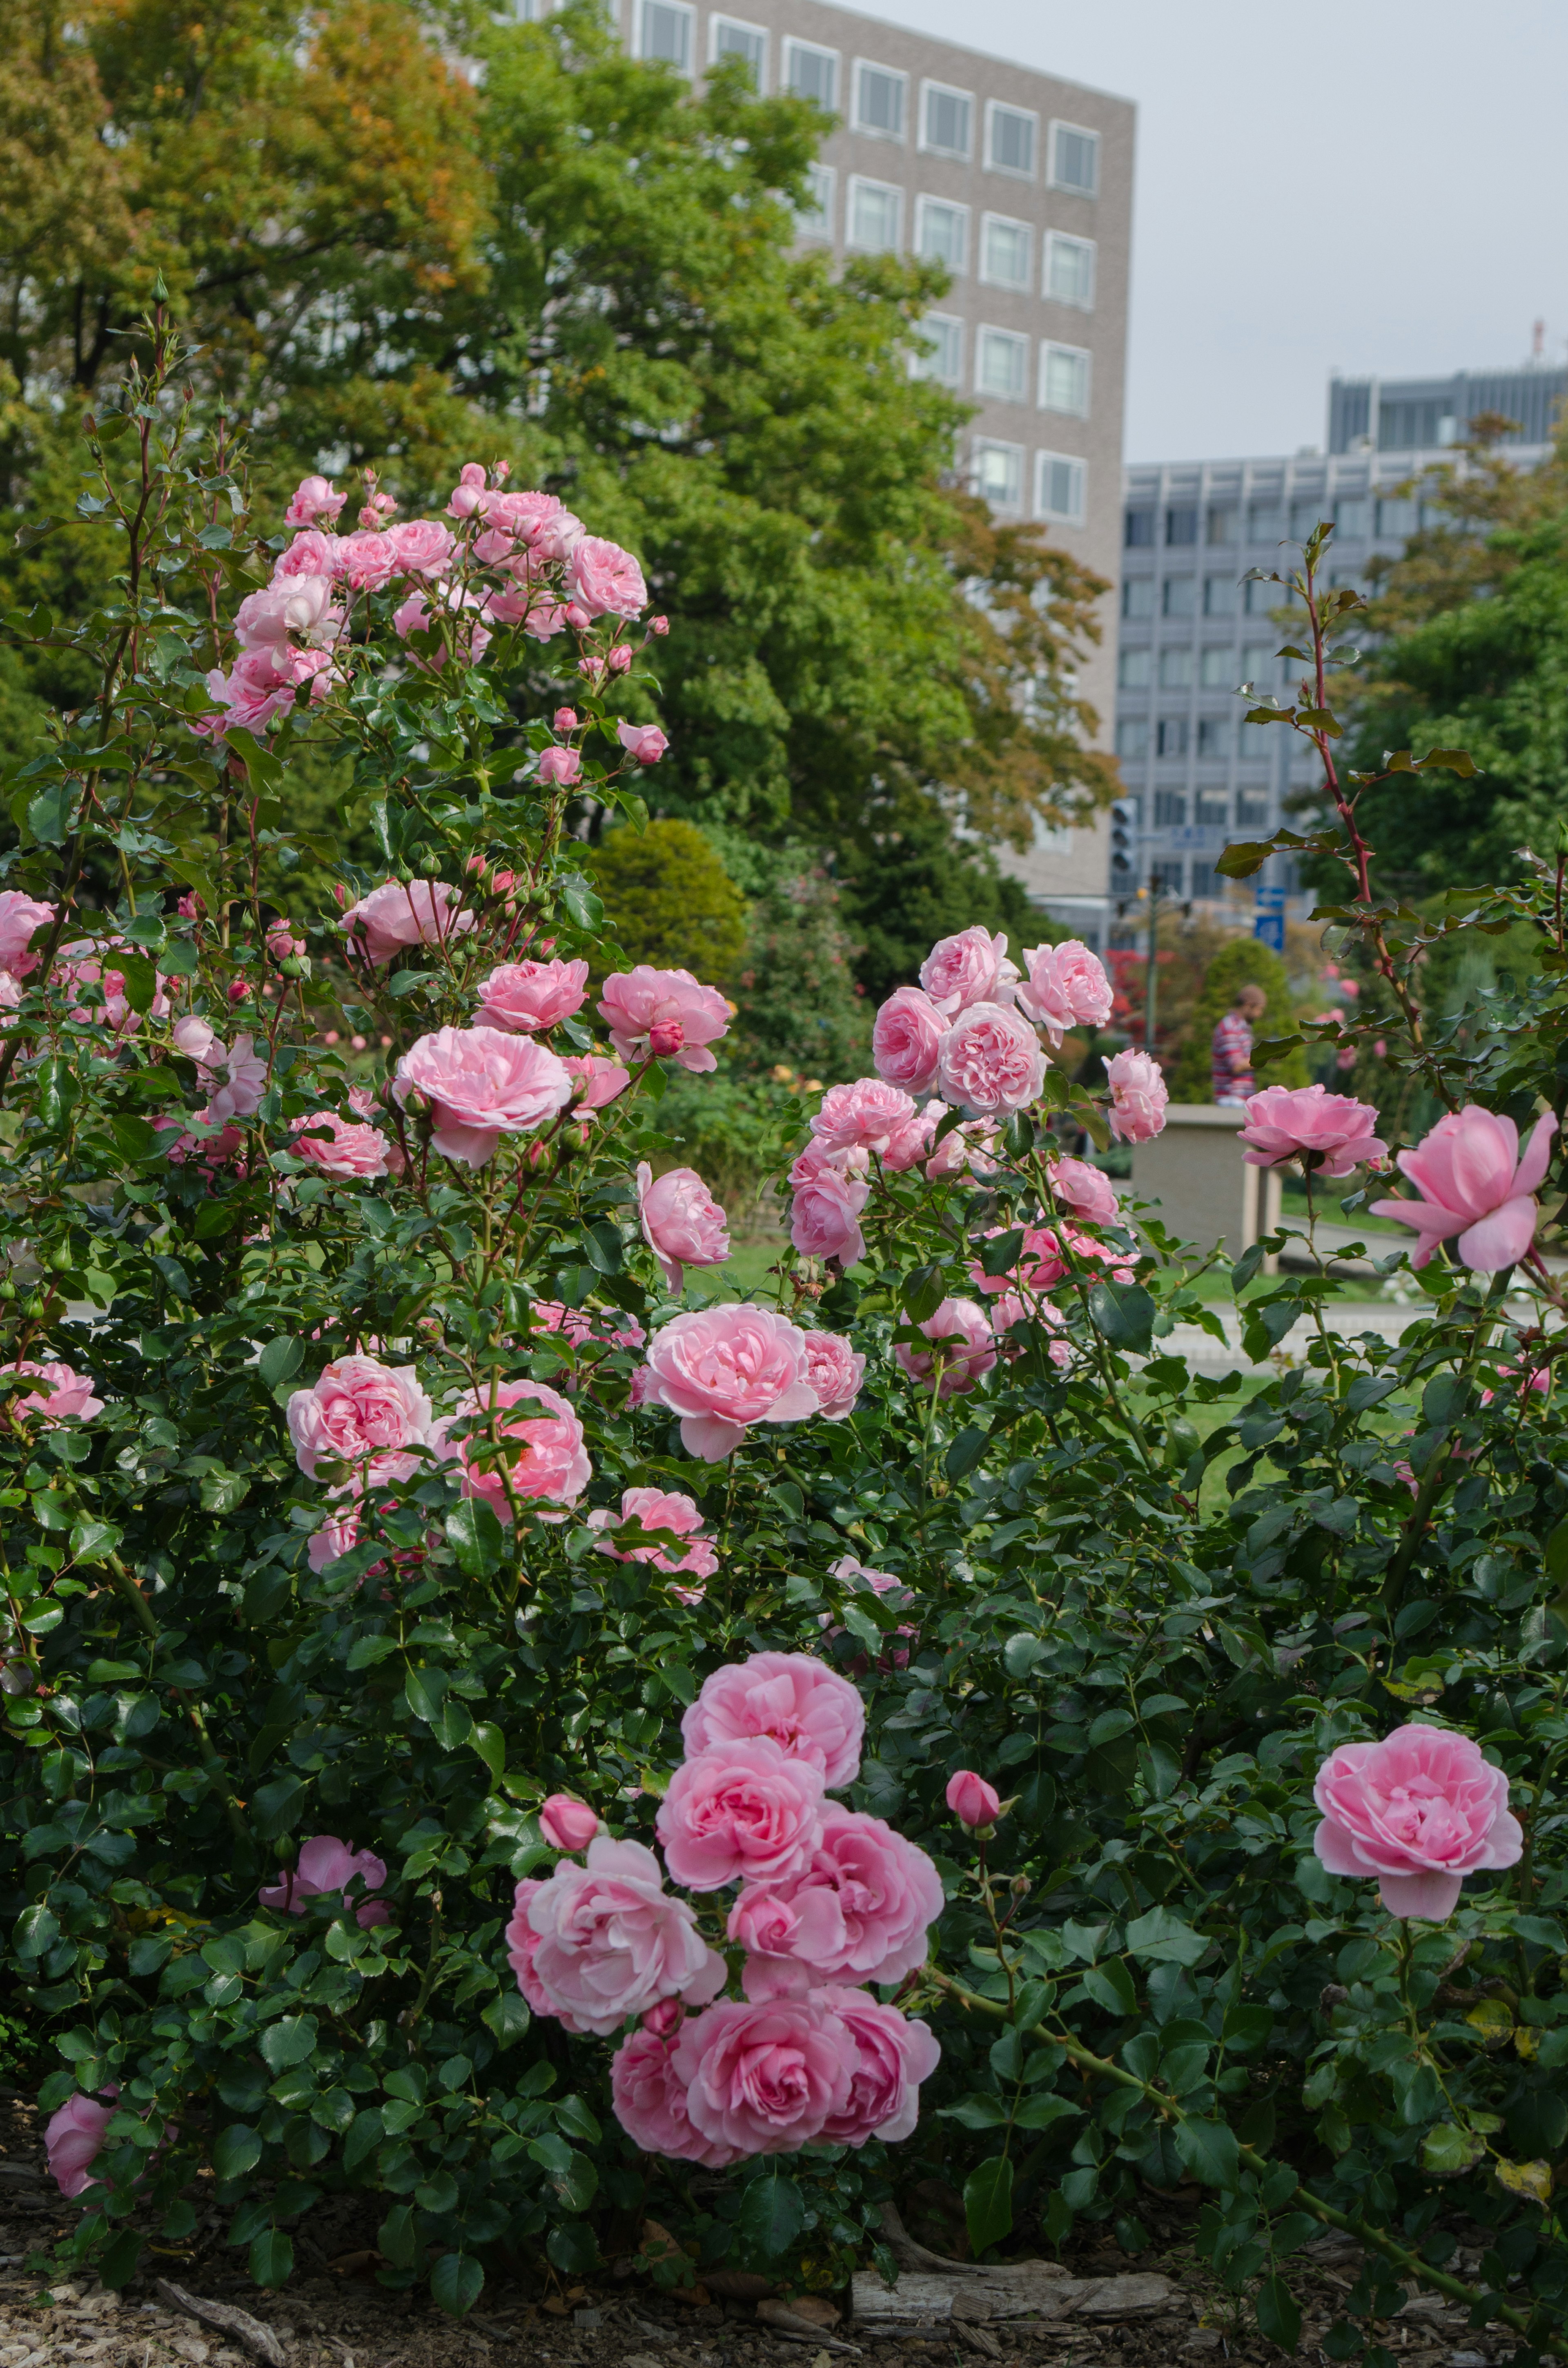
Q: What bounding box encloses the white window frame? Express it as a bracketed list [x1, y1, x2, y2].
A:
[911, 312, 963, 387]
[852, 58, 907, 140]
[985, 99, 1038, 178]
[974, 325, 1029, 404]
[1048, 118, 1100, 196]
[795, 161, 836, 243]
[914, 194, 969, 276]
[783, 37, 837, 111]
[973, 439, 1026, 513]
[919, 78, 973, 160]
[1039, 340, 1091, 419]
[1044, 230, 1096, 310]
[638, 0, 694, 71]
[845, 174, 904, 254]
[978, 211, 1032, 290]
[708, 13, 766, 87]
[1036, 449, 1086, 526]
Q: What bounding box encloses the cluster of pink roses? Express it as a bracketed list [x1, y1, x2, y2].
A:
[632, 1304, 863, 1462]
[506, 1654, 942, 2161]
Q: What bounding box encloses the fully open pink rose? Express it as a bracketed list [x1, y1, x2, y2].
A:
[617, 721, 668, 765]
[0, 890, 55, 978]
[728, 1808, 943, 1984]
[234, 573, 339, 652]
[307, 1509, 363, 1573]
[275, 526, 339, 580]
[589, 1485, 719, 1583]
[1239, 1083, 1386, 1178]
[289, 1110, 392, 1179]
[639, 1304, 819, 1460]
[919, 925, 1016, 1016]
[341, 880, 473, 968]
[656, 1736, 826, 1891]
[537, 745, 582, 787]
[1370, 1106, 1556, 1272]
[45, 2092, 120, 2198]
[259, 1835, 390, 1926]
[811, 1078, 918, 1155]
[881, 1101, 938, 1172]
[938, 1001, 1047, 1117]
[440, 1377, 590, 1517]
[286, 1356, 432, 1488]
[566, 536, 648, 617]
[671, 1993, 853, 2158]
[611, 2027, 735, 2165]
[1312, 1724, 1522, 1919]
[329, 528, 400, 592]
[0, 1359, 103, 1427]
[682, 1650, 865, 1789]
[504, 1878, 557, 2019]
[521, 1835, 725, 2034]
[539, 1795, 601, 1852]
[598, 965, 730, 1073]
[895, 1297, 997, 1397]
[1105, 1047, 1169, 1144]
[637, 1162, 731, 1290]
[394, 1026, 573, 1165]
[384, 517, 455, 578]
[947, 1769, 1002, 1829]
[1013, 939, 1114, 1041]
[801, 1332, 864, 1420]
[790, 1169, 868, 1266]
[477, 958, 590, 1033]
[818, 1993, 942, 2146]
[871, 986, 947, 1097]
[1047, 1154, 1120, 1226]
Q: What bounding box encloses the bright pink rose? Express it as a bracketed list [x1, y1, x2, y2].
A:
[1312, 1724, 1523, 1920]
[563, 1053, 632, 1111]
[895, 1297, 997, 1397]
[919, 925, 1016, 1017]
[672, 1994, 853, 2158]
[284, 474, 345, 529]
[259, 1834, 390, 1927]
[394, 1026, 573, 1166]
[1370, 1106, 1556, 1273]
[597, 966, 730, 1074]
[811, 1078, 917, 1155]
[639, 1304, 819, 1460]
[384, 517, 455, 577]
[611, 2027, 736, 2165]
[871, 986, 946, 1097]
[637, 1162, 731, 1290]
[938, 1001, 1047, 1118]
[539, 1795, 601, 1852]
[1047, 1154, 1120, 1226]
[1105, 1047, 1169, 1144]
[817, 1993, 942, 2146]
[45, 2092, 119, 2198]
[477, 958, 590, 1033]
[196, 644, 335, 738]
[0, 1360, 103, 1427]
[289, 1110, 392, 1179]
[537, 745, 582, 787]
[341, 880, 473, 968]
[791, 1170, 867, 1266]
[589, 1486, 719, 1581]
[729, 1808, 943, 1984]
[566, 536, 648, 617]
[681, 1650, 864, 1789]
[439, 1377, 590, 1518]
[286, 1356, 432, 1488]
[947, 1769, 1001, 1829]
[0, 890, 55, 977]
[657, 1736, 826, 1891]
[617, 721, 668, 765]
[1239, 1083, 1386, 1179]
[1013, 940, 1113, 1041]
[522, 1836, 725, 2034]
[801, 1332, 864, 1420]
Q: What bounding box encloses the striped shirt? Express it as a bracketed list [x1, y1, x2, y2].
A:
[1211, 1009, 1255, 1101]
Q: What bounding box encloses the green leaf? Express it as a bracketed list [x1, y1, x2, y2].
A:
[963, 2155, 1014, 2255]
[939, 2094, 1011, 2129]
[431, 2252, 484, 2318]
[1255, 2275, 1301, 2352]
[1420, 2121, 1486, 2176]
[902, 1262, 947, 1323]
[13, 1905, 59, 1959]
[554, 2093, 603, 2144]
[249, 2229, 294, 2288]
[250, 1775, 306, 1839]
[468, 1721, 506, 1784]
[199, 1469, 249, 1514]
[1013, 2093, 1081, 2131]
[945, 1423, 991, 1482]
[259, 2015, 318, 2072]
[445, 1496, 505, 1579]
[69, 1518, 121, 1565]
[213, 2123, 263, 2181]
[1125, 1906, 1210, 1967]
[1174, 2116, 1240, 2190]
[1087, 1281, 1156, 1353]
[736, 2171, 806, 2258]
[1216, 840, 1274, 880]
[559, 874, 604, 930]
[97, 2228, 143, 2288]
[482, 1991, 530, 2048]
[1081, 1958, 1136, 2015]
[108, 1113, 163, 1163]
[379, 2202, 419, 2269]
[258, 1337, 304, 1388]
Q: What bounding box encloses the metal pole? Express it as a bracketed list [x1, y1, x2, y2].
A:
[1144, 880, 1160, 1054]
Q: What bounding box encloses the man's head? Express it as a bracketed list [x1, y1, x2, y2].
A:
[1234, 983, 1267, 1019]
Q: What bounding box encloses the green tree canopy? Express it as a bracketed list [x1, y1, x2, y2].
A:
[1167, 932, 1305, 1103]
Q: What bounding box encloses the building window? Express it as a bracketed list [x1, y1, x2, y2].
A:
[784, 38, 837, 109]
[1376, 494, 1417, 536]
[1199, 647, 1234, 689]
[1195, 784, 1228, 818]
[639, 0, 693, 70]
[976, 327, 1028, 402]
[1116, 718, 1149, 760]
[710, 15, 765, 83]
[854, 61, 906, 138]
[1239, 718, 1275, 759]
[1152, 791, 1186, 826]
[1158, 646, 1193, 689]
[1335, 496, 1370, 539]
[795, 163, 835, 241]
[1165, 506, 1199, 546]
[1203, 574, 1236, 617]
[1188, 861, 1222, 900]
[1248, 503, 1284, 543]
[1196, 720, 1229, 761]
[1156, 719, 1189, 759]
[1121, 578, 1155, 620]
[1236, 788, 1269, 826]
[1161, 577, 1195, 619]
[1240, 643, 1274, 685]
[1207, 505, 1238, 544]
[846, 177, 903, 252]
[1036, 451, 1085, 525]
[1049, 120, 1099, 195]
[915, 197, 968, 274]
[986, 102, 1037, 177]
[1118, 649, 1151, 690]
[973, 440, 1025, 511]
[920, 80, 972, 158]
[1040, 342, 1090, 418]
[911, 314, 962, 386]
[980, 213, 1031, 289]
[1290, 497, 1325, 540]
[1044, 232, 1095, 309]
[1124, 509, 1156, 549]
[1151, 858, 1185, 895]
[1245, 578, 1280, 617]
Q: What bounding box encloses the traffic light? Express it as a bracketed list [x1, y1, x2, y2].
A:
[1109, 798, 1138, 892]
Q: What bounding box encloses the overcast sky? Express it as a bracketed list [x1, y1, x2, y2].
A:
[846, 0, 1568, 464]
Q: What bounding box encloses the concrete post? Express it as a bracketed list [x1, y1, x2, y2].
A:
[1129, 1104, 1282, 1264]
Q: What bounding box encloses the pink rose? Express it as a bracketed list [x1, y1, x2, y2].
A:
[617, 721, 668, 766]
[234, 574, 339, 652]
[522, 1835, 725, 2033]
[681, 1650, 864, 1789]
[656, 1736, 826, 1890]
[637, 1162, 731, 1291]
[0, 891, 55, 978]
[566, 536, 648, 617]
[197, 1031, 267, 1126]
[1481, 1363, 1551, 1409]
[384, 517, 455, 578]
[539, 1795, 601, 1852]
[871, 986, 946, 1097]
[537, 745, 582, 787]
[258, 1834, 390, 1927]
[438, 1377, 590, 1518]
[589, 1486, 718, 1581]
[274, 527, 339, 580]
[728, 1808, 943, 1984]
[597, 966, 730, 1074]
[289, 1110, 392, 1179]
[1105, 1047, 1169, 1144]
[340, 880, 473, 968]
[882, 1101, 939, 1173]
[671, 1994, 853, 2158]
[394, 1026, 573, 1166]
[0, 1360, 103, 1428]
[477, 958, 590, 1033]
[801, 1332, 864, 1420]
[818, 1992, 942, 2146]
[194, 643, 336, 738]
[895, 1297, 997, 1397]
[563, 1053, 631, 1111]
[307, 1509, 362, 1573]
[45, 2092, 119, 2198]
[286, 1356, 432, 1488]
[947, 1769, 1001, 1829]
[791, 1170, 867, 1266]
[938, 1001, 1047, 1117]
[1312, 1724, 1523, 1920]
[967, 1222, 1069, 1299]
[612, 2027, 736, 2165]
[639, 1304, 819, 1460]
[926, 1111, 998, 1180]
[1047, 1154, 1119, 1226]
[991, 1291, 1071, 1367]
[811, 1078, 918, 1155]
[1013, 940, 1113, 1041]
[919, 925, 1016, 1016]
[504, 1877, 557, 2019]
[1369, 1106, 1556, 1272]
[284, 474, 346, 529]
[1238, 1083, 1387, 1179]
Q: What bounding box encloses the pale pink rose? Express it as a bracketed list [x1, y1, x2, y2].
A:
[234, 574, 339, 652]
[329, 528, 400, 591]
[657, 1736, 826, 1891]
[258, 1835, 390, 1927]
[0, 971, 20, 1026]
[1239, 1084, 1386, 1179]
[539, 1795, 601, 1852]
[990, 1290, 1071, 1368]
[818, 1993, 942, 2146]
[438, 1377, 590, 1518]
[1063, 1224, 1135, 1284]
[895, 1296, 997, 1397]
[637, 1162, 731, 1290]
[274, 527, 339, 580]
[597, 966, 730, 1074]
[284, 474, 345, 529]
[640, 1304, 819, 1460]
[801, 1333, 864, 1420]
[290, 1110, 392, 1179]
[1336, 1046, 1359, 1072]
[616, 721, 668, 765]
[285, 1356, 432, 1487]
[789, 1140, 869, 1190]
[589, 1486, 719, 1581]
[537, 745, 582, 787]
[0, 1360, 103, 1427]
[790, 1171, 867, 1266]
[341, 880, 474, 968]
[198, 1031, 266, 1124]
[967, 1222, 1069, 1299]
[384, 517, 455, 577]
[1013, 940, 1114, 1041]
[394, 1026, 573, 1166]
[524, 1835, 725, 2034]
[1105, 1047, 1169, 1144]
[45, 2092, 119, 2198]
[811, 1078, 917, 1155]
[681, 1650, 864, 1789]
[0, 891, 54, 978]
[611, 2027, 736, 2166]
[919, 925, 1016, 1017]
[1370, 1106, 1557, 1273]
[672, 1994, 853, 2157]
[871, 986, 946, 1097]
[194, 643, 336, 738]
[477, 959, 590, 1033]
[1312, 1724, 1523, 1920]
[307, 1509, 362, 1572]
[1047, 1154, 1120, 1226]
[504, 1877, 557, 2018]
[882, 1101, 939, 1173]
[563, 1053, 631, 1110]
[947, 1769, 1001, 1828]
[938, 1001, 1047, 1117]
[172, 1014, 220, 1065]
[926, 1110, 998, 1180]
[728, 1808, 943, 1984]
[266, 918, 305, 962]
[567, 536, 648, 617]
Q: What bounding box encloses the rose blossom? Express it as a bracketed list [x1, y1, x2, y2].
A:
[286, 1356, 433, 1487]
[657, 1736, 826, 1890]
[1481, 1362, 1551, 1409]
[801, 1332, 864, 1420]
[637, 1162, 731, 1291]
[384, 517, 455, 578]
[234, 574, 339, 652]
[504, 1877, 556, 2018]
[394, 1026, 573, 1165]
[1238, 1083, 1387, 1179]
[284, 474, 345, 529]
[566, 536, 648, 617]
[1370, 1106, 1557, 1273]
[1047, 1154, 1120, 1226]
[1312, 1724, 1523, 1920]
[790, 1169, 867, 1266]
[274, 527, 339, 580]
[589, 1486, 719, 1583]
[872, 986, 947, 1097]
[1013, 940, 1114, 1041]
[258, 1834, 389, 1926]
[341, 880, 473, 968]
[819, 1993, 943, 2146]
[682, 1650, 864, 1789]
[289, 1110, 392, 1179]
[728, 1808, 944, 1984]
[563, 1053, 632, 1110]
[947, 1770, 1002, 1829]
[881, 1101, 938, 1172]
[197, 1032, 267, 1125]
[0, 1360, 103, 1427]
[671, 1994, 852, 2157]
[895, 1297, 997, 1398]
[810, 1078, 917, 1155]
[537, 745, 582, 787]
[1105, 1047, 1169, 1144]
[968, 1222, 1070, 1299]
[617, 721, 668, 765]
[639, 1304, 820, 1460]
[597, 966, 730, 1073]
[477, 958, 589, 1033]
[611, 2026, 735, 2165]
[539, 1795, 601, 1852]
[919, 925, 1016, 1017]
[45, 2092, 120, 2198]
[520, 1835, 725, 2032]
[938, 1002, 1048, 1118]
[927, 1110, 999, 1180]
[0, 890, 53, 978]
[307, 1509, 362, 1573]
[439, 1377, 590, 1517]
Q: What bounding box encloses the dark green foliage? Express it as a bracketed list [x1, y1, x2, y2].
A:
[584, 820, 748, 986]
[730, 866, 872, 1084]
[838, 815, 1053, 1008]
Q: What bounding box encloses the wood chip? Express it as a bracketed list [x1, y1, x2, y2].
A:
[153, 2282, 286, 2368]
[757, 2301, 863, 2353]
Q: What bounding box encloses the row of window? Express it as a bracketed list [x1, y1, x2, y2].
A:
[1126, 494, 1422, 549]
[1117, 716, 1279, 761]
[1123, 573, 1285, 624]
[800, 172, 1096, 304]
[636, 3, 1102, 192]
[1120, 644, 1284, 691]
[1140, 857, 1243, 901]
[913, 319, 1090, 413]
[964, 444, 1087, 524]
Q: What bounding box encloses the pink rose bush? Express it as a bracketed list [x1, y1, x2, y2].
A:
[946, 1770, 1002, 1830]
[589, 1486, 719, 1592]
[393, 1027, 573, 1166]
[1370, 1105, 1556, 1272]
[341, 881, 473, 968]
[1047, 1153, 1120, 1225]
[811, 1078, 918, 1154]
[1310, 1725, 1523, 1919]
[728, 1808, 944, 1984]
[801, 1331, 865, 1420]
[1012, 939, 1114, 1041]
[259, 1835, 390, 1926]
[637, 1305, 821, 1460]
[682, 1651, 865, 1788]
[0, 890, 55, 976]
[937, 1001, 1047, 1118]
[636, 1162, 731, 1290]
[0, 1359, 103, 1427]
[289, 1110, 393, 1179]
[1238, 1083, 1387, 1177]
[895, 1297, 998, 1398]
[539, 1795, 601, 1852]
[919, 925, 1016, 1015]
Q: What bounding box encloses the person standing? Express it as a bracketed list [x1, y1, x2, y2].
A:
[1212, 982, 1267, 1106]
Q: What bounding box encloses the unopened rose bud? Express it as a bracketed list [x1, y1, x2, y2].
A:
[1010, 1873, 1031, 1900]
[648, 1018, 685, 1057]
[650, 615, 670, 636]
[946, 1769, 1002, 1831]
[578, 655, 606, 685]
[539, 1793, 600, 1852]
[607, 644, 633, 674]
[553, 707, 579, 731]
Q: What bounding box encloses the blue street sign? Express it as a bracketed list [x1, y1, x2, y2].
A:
[1254, 884, 1286, 952]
